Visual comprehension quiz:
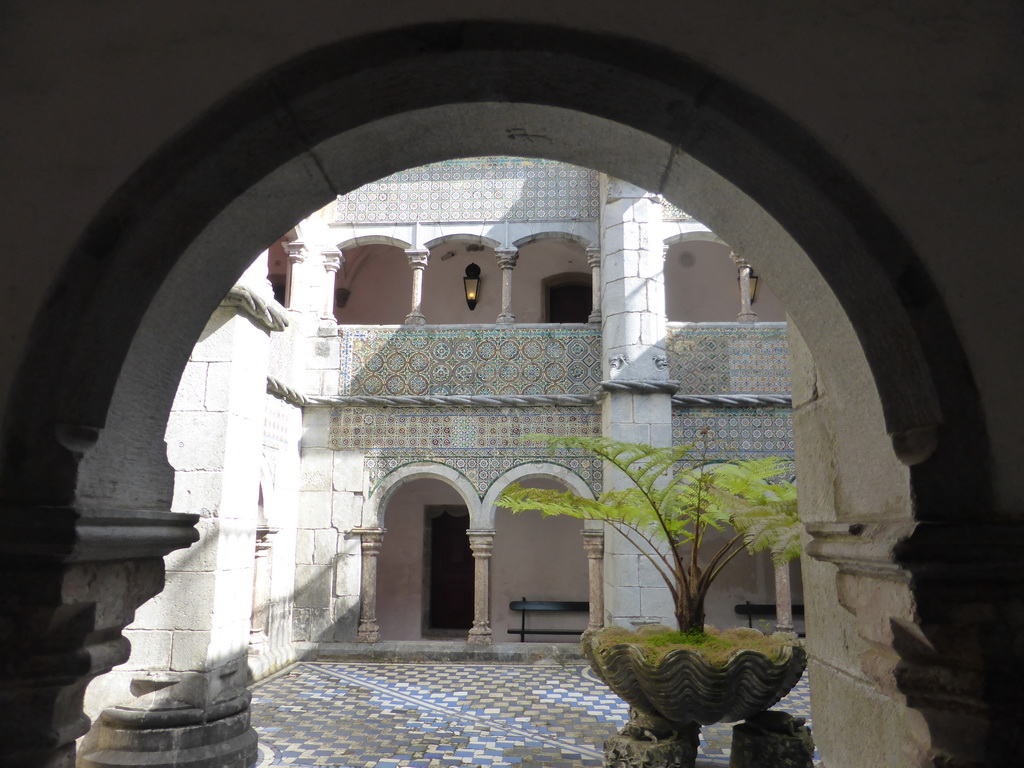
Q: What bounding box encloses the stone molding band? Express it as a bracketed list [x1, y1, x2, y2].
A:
[222, 285, 290, 332]
[305, 392, 792, 409]
[671, 394, 792, 407]
[267, 376, 312, 407]
[600, 379, 681, 395]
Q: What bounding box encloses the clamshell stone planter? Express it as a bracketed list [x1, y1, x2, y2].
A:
[582, 629, 807, 728]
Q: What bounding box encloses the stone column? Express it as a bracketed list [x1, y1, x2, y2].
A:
[353, 527, 385, 642]
[600, 178, 675, 629]
[321, 249, 342, 322]
[285, 239, 310, 310]
[249, 526, 278, 655]
[404, 249, 429, 325]
[467, 529, 496, 645]
[587, 247, 602, 324]
[773, 563, 794, 633]
[495, 248, 519, 324]
[78, 287, 281, 768]
[732, 252, 758, 324]
[582, 528, 605, 631]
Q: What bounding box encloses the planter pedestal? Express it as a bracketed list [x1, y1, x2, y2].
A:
[605, 733, 696, 768]
[730, 711, 814, 768]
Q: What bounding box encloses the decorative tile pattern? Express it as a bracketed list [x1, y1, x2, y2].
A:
[251, 661, 817, 767]
[667, 327, 790, 396]
[338, 327, 602, 397]
[263, 395, 297, 450]
[329, 407, 602, 498]
[673, 408, 794, 457]
[661, 200, 696, 221]
[335, 158, 600, 224]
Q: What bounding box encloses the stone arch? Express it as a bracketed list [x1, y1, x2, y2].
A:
[2, 20, 994, 768]
[480, 461, 596, 529]
[511, 231, 595, 250]
[662, 230, 724, 247]
[422, 234, 503, 252]
[335, 235, 412, 251]
[363, 463, 480, 529]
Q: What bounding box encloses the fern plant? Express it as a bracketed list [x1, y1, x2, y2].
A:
[497, 432, 798, 634]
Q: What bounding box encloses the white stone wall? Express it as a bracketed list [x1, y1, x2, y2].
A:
[85, 303, 272, 719]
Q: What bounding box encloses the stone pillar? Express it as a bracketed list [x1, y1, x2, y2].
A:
[321, 249, 342, 322]
[467, 529, 496, 645]
[495, 248, 519, 324]
[79, 286, 280, 768]
[249, 526, 278, 655]
[0, 508, 198, 768]
[285, 239, 312, 311]
[353, 527, 385, 643]
[582, 528, 605, 631]
[774, 563, 794, 634]
[404, 249, 429, 325]
[587, 247, 602, 324]
[599, 178, 676, 629]
[732, 252, 758, 324]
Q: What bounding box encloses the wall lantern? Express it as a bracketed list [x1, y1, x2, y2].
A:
[464, 263, 481, 310]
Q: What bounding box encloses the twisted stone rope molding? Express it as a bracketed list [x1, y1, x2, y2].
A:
[671, 394, 792, 408]
[302, 391, 791, 409]
[267, 376, 312, 407]
[222, 284, 289, 332]
[600, 379, 681, 395]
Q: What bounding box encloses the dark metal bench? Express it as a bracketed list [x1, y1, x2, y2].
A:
[734, 601, 806, 634]
[508, 598, 589, 642]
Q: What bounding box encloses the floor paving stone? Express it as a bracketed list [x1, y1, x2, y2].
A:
[251, 662, 815, 767]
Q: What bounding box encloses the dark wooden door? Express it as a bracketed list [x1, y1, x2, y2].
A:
[428, 509, 474, 629]
[548, 283, 591, 323]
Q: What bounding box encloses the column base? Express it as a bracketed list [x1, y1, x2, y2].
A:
[467, 625, 493, 645]
[403, 312, 426, 325]
[356, 622, 381, 643]
[79, 696, 258, 768]
[496, 314, 515, 324]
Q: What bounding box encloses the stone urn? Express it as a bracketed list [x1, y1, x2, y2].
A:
[582, 628, 807, 768]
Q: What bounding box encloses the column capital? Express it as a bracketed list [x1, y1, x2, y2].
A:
[285, 239, 307, 263]
[582, 528, 605, 558]
[586, 247, 602, 269]
[405, 249, 430, 269]
[321, 249, 343, 273]
[495, 248, 519, 270]
[467, 529, 496, 557]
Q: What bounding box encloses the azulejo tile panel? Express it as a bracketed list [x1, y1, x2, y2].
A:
[263, 395, 295, 450]
[335, 157, 600, 224]
[329, 407, 602, 497]
[338, 326, 602, 397]
[673, 407, 794, 457]
[661, 200, 696, 221]
[667, 326, 791, 395]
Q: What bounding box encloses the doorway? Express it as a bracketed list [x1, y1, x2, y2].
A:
[426, 506, 474, 632]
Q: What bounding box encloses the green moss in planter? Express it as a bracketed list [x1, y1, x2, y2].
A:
[596, 625, 793, 667]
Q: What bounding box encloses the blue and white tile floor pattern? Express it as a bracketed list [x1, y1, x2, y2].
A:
[251, 662, 816, 767]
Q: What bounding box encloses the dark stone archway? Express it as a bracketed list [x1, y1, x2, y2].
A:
[0, 22, 1004, 768]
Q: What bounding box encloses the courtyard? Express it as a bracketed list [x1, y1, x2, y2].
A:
[250, 661, 814, 767]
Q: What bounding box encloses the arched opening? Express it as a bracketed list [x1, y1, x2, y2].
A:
[2, 21, 994, 768]
[376, 478, 476, 640]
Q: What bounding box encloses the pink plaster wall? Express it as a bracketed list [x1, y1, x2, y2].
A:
[491, 478, 589, 643]
[664, 240, 786, 323]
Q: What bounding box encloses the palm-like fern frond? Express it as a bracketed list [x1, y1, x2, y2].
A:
[496, 434, 800, 633]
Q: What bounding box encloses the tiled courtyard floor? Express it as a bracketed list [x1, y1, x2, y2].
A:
[251, 661, 814, 767]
